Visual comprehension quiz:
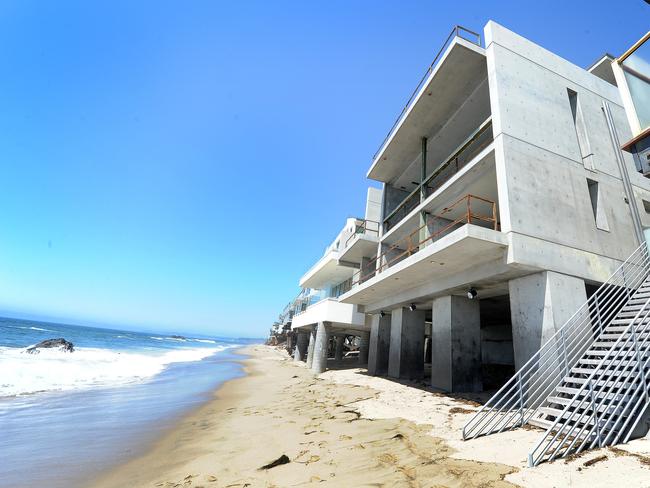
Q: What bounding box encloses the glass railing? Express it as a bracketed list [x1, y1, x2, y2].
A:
[383, 118, 493, 232]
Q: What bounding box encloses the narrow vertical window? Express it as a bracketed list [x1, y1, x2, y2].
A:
[587, 178, 609, 231]
[568, 89, 595, 170]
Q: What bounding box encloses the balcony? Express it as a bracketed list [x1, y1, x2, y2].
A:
[338, 219, 380, 264]
[383, 117, 493, 232]
[291, 297, 366, 331]
[348, 194, 499, 287]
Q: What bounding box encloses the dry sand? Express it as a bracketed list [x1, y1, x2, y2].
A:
[91, 345, 650, 487]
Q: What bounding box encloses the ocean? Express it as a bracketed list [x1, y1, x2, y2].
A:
[0, 316, 258, 488]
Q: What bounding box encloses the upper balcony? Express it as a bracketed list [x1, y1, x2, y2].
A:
[367, 26, 491, 233]
[337, 218, 380, 264]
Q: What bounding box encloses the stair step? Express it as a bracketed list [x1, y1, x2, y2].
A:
[528, 417, 554, 430]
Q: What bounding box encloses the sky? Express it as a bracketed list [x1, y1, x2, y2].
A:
[0, 1, 647, 338]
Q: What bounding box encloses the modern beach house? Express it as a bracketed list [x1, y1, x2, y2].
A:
[273, 21, 650, 465]
[335, 21, 650, 391]
[289, 188, 382, 374]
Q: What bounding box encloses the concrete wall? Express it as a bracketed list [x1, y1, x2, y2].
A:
[366, 187, 383, 223]
[486, 21, 650, 271]
[508, 270, 587, 370]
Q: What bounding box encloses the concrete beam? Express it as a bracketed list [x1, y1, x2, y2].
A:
[388, 307, 426, 380]
[368, 314, 391, 375]
[431, 295, 482, 392]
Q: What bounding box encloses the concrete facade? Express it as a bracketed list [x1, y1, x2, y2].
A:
[509, 271, 588, 370]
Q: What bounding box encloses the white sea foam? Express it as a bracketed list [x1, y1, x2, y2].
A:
[192, 339, 216, 344]
[29, 327, 53, 332]
[0, 345, 227, 397]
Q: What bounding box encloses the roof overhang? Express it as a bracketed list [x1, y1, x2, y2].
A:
[367, 37, 487, 183]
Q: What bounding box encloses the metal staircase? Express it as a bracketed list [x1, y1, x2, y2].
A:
[462, 242, 650, 466]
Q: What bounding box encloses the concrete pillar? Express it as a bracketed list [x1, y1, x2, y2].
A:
[293, 331, 309, 362]
[368, 313, 391, 375]
[509, 271, 587, 371]
[388, 307, 426, 380]
[358, 333, 370, 365]
[305, 326, 317, 369]
[335, 335, 345, 362]
[431, 295, 482, 392]
[311, 321, 330, 374]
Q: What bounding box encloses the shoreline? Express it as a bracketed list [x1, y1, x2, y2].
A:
[90, 345, 650, 487]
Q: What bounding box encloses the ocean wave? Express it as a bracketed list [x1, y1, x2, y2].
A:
[0, 345, 228, 397]
[192, 339, 216, 344]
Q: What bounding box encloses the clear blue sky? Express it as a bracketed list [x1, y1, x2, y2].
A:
[0, 1, 646, 338]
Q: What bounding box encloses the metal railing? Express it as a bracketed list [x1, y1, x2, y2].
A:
[352, 194, 497, 287]
[373, 25, 481, 163]
[383, 117, 493, 232]
[462, 243, 650, 446]
[345, 219, 380, 248]
[528, 245, 650, 465]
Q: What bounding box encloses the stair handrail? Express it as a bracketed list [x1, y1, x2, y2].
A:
[528, 263, 650, 465]
[463, 243, 650, 441]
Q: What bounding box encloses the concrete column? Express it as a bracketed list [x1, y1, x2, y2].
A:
[311, 321, 330, 374]
[431, 295, 482, 392]
[358, 333, 370, 365]
[293, 331, 309, 362]
[305, 326, 317, 369]
[368, 313, 391, 375]
[388, 307, 426, 380]
[335, 335, 345, 362]
[509, 271, 587, 371]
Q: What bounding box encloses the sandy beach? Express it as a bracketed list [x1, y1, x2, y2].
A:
[91, 345, 650, 488]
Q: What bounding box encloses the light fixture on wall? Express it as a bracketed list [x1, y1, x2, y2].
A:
[379, 311, 386, 318]
[409, 303, 417, 311]
[467, 287, 478, 300]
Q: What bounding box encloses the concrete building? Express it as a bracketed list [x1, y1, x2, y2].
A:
[290, 188, 382, 373]
[335, 22, 650, 392]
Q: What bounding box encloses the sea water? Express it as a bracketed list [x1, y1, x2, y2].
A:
[0, 317, 258, 488]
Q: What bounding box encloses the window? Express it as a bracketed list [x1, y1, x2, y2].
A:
[643, 199, 650, 214]
[587, 178, 609, 231]
[568, 89, 595, 170]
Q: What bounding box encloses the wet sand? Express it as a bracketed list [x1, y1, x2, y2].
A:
[91, 345, 650, 487]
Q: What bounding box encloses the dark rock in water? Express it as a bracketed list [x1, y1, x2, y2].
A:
[26, 338, 75, 354]
[170, 335, 187, 340]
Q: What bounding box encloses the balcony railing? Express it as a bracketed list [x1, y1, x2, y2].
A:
[344, 219, 380, 248]
[373, 25, 482, 163]
[352, 194, 497, 286]
[384, 117, 493, 232]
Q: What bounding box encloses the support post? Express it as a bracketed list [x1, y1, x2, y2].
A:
[311, 321, 330, 375]
[388, 307, 425, 380]
[335, 335, 345, 363]
[294, 331, 309, 362]
[305, 326, 317, 369]
[358, 332, 370, 365]
[368, 313, 391, 375]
